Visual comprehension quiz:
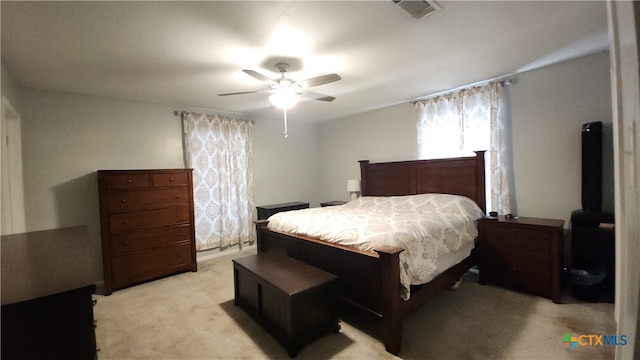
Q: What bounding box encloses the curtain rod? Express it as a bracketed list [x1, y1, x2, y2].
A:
[410, 73, 518, 104]
[174, 110, 255, 124]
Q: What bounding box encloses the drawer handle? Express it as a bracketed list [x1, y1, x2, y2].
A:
[175, 194, 180, 198]
[169, 177, 174, 182]
[127, 179, 132, 183]
[121, 199, 127, 203]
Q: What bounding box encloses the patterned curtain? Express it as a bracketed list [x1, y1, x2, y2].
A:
[182, 112, 254, 251]
[415, 82, 513, 215]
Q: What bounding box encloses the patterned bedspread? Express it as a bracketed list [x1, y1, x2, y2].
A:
[266, 193, 485, 300]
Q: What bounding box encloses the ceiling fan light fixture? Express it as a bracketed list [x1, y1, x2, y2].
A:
[269, 91, 301, 109]
[220, 62, 340, 113]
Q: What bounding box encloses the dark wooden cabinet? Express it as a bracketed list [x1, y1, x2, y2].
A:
[256, 202, 309, 220]
[2, 226, 98, 359]
[570, 210, 615, 302]
[2, 285, 97, 360]
[478, 216, 564, 303]
[98, 169, 197, 295]
[233, 253, 339, 357]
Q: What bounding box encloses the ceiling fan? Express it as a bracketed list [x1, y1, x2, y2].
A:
[218, 62, 341, 109]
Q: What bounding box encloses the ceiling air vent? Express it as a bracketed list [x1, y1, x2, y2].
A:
[392, 0, 441, 19]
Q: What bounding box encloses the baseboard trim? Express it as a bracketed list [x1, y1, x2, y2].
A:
[197, 243, 257, 263]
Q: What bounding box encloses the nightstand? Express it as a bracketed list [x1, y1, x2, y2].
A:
[320, 201, 348, 207]
[257, 202, 309, 220]
[477, 216, 565, 303]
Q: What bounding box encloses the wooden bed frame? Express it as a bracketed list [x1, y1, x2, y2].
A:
[255, 151, 486, 354]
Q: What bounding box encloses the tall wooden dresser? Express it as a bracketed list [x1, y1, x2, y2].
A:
[98, 169, 197, 295]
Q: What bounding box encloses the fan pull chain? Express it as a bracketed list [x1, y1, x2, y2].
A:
[283, 108, 289, 138]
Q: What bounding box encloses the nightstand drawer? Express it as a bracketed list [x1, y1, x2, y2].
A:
[482, 230, 550, 256]
[482, 243, 551, 270]
[482, 224, 551, 238]
[482, 263, 551, 297]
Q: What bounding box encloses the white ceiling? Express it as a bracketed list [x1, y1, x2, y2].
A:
[1, 1, 609, 123]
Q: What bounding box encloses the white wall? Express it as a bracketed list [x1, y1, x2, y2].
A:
[511, 51, 613, 222]
[252, 116, 321, 207]
[14, 86, 319, 282]
[318, 103, 417, 202]
[1, 59, 22, 106]
[318, 51, 613, 226]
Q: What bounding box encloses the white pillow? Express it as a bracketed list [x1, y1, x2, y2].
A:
[345, 193, 483, 219]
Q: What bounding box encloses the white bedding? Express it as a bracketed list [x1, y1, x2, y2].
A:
[266, 193, 484, 300]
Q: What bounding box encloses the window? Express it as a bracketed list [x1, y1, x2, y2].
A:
[415, 82, 512, 214]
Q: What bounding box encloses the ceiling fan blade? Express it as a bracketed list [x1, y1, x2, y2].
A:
[218, 89, 267, 96]
[301, 73, 341, 88]
[303, 91, 336, 102]
[243, 69, 276, 83]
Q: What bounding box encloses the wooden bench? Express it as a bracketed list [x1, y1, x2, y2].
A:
[233, 252, 339, 357]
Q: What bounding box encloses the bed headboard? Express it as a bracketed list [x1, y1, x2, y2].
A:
[358, 151, 486, 213]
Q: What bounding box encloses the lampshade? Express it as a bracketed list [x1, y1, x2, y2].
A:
[347, 179, 361, 192]
[269, 89, 301, 109]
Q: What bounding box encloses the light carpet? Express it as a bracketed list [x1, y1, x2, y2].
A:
[94, 248, 615, 359]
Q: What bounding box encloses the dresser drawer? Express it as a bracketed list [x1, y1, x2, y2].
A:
[110, 225, 192, 256]
[109, 206, 191, 234]
[105, 174, 151, 190]
[111, 242, 193, 289]
[106, 188, 190, 212]
[152, 172, 190, 187]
